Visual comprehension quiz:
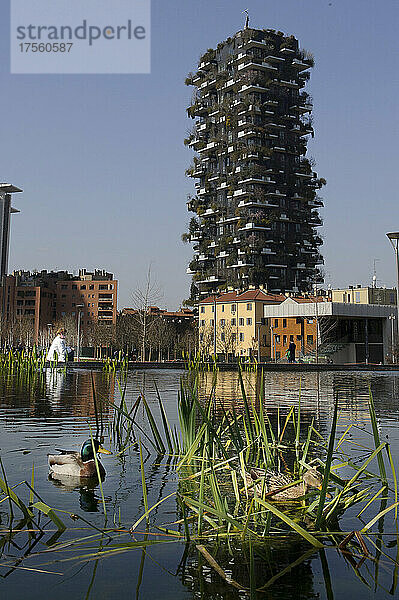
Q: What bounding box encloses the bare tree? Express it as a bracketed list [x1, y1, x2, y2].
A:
[148, 318, 174, 361]
[86, 321, 115, 358]
[115, 313, 139, 355]
[131, 268, 163, 361]
[199, 324, 214, 357]
[217, 322, 238, 359]
[13, 316, 36, 348]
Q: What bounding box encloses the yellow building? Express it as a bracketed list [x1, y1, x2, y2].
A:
[331, 286, 396, 306]
[198, 289, 285, 359]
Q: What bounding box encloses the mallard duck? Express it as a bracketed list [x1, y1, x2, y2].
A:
[242, 467, 323, 500]
[48, 439, 111, 479]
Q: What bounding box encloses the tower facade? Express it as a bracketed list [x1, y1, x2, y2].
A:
[184, 28, 325, 299]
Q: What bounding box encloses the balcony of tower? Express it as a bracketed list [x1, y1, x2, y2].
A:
[238, 197, 280, 209]
[291, 58, 312, 72]
[238, 83, 271, 94]
[237, 59, 278, 73]
[271, 79, 301, 90]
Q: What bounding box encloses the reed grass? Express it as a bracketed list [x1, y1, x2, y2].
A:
[0, 364, 397, 594]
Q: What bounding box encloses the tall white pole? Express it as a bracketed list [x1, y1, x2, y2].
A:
[387, 234, 399, 361]
[77, 312, 81, 362]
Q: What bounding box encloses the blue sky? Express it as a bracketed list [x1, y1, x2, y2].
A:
[1, 0, 398, 308]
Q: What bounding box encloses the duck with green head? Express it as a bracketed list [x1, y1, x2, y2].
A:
[48, 439, 111, 479]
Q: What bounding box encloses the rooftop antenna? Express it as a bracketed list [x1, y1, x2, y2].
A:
[372, 258, 380, 288]
[242, 9, 250, 29]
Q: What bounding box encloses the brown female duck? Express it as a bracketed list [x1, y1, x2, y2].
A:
[242, 467, 323, 500]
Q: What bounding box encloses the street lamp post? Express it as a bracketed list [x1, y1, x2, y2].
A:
[213, 294, 218, 358]
[389, 314, 396, 364]
[386, 232, 399, 358]
[313, 283, 319, 364]
[270, 324, 274, 362]
[256, 321, 262, 363]
[76, 304, 84, 362]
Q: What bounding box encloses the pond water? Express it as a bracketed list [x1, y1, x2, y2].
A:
[0, 367, 399, 599]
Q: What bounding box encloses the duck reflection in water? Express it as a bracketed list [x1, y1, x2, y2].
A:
[48, 473, 103, 512]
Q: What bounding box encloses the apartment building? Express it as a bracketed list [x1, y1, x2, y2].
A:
[1, 269, 117, 343]
[185, 26, 324, 300]
[331, 286, 396, 306]
[198, 288, 285, 359]
[56, 269, 117, 329]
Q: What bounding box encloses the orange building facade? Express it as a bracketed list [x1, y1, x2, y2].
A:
[1, 269, 117, 344]
[271, 313, 318, 360]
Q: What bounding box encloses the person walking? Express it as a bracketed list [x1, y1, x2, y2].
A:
[46, 328, 68, 363]
[288, 340, 296, 363]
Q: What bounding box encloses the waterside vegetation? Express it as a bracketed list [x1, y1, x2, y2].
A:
[0, 367, 398, 595]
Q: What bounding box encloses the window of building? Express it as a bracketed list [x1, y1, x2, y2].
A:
[200, 306, 205, 313]
[276, 351, 281, 360]
[296, 317, 302, 324]
[89, 285, 94, 290]
[61, 284, 67, 290]
[246, 303, 252, 310]
[210, 319, 214, 326]
[231, 318, 236, 325]
[72, 303, 75, 307]
[232, 333, 237, 341]
[72, 284, 77, 290]
[274, 319, 278, 328]
[290, 335, 294, 342]
[239, 318, 244, 326]
[307, 335, 314, 345]
[355, 291, 361, 303]
[211, 305, 214, 313]
[200, 320, 205, 327]
[246, 318, 252, 325]
[297, 335, 302, 341]
[231, 304, 236, 313]
[221, 333, 225, 341]
[221, 305, 224, 312]
[275, 335, 280, 343]
[283, 318, 287, 328]
[99, 285, 108, 290]
[283, 335, 287, 345]
[200, 333, 204, 341]
[239, 333, 244, 341]
[220, 319, 225, 326]
[61, 311, 66, 316]
[80, 285, 86, 290]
